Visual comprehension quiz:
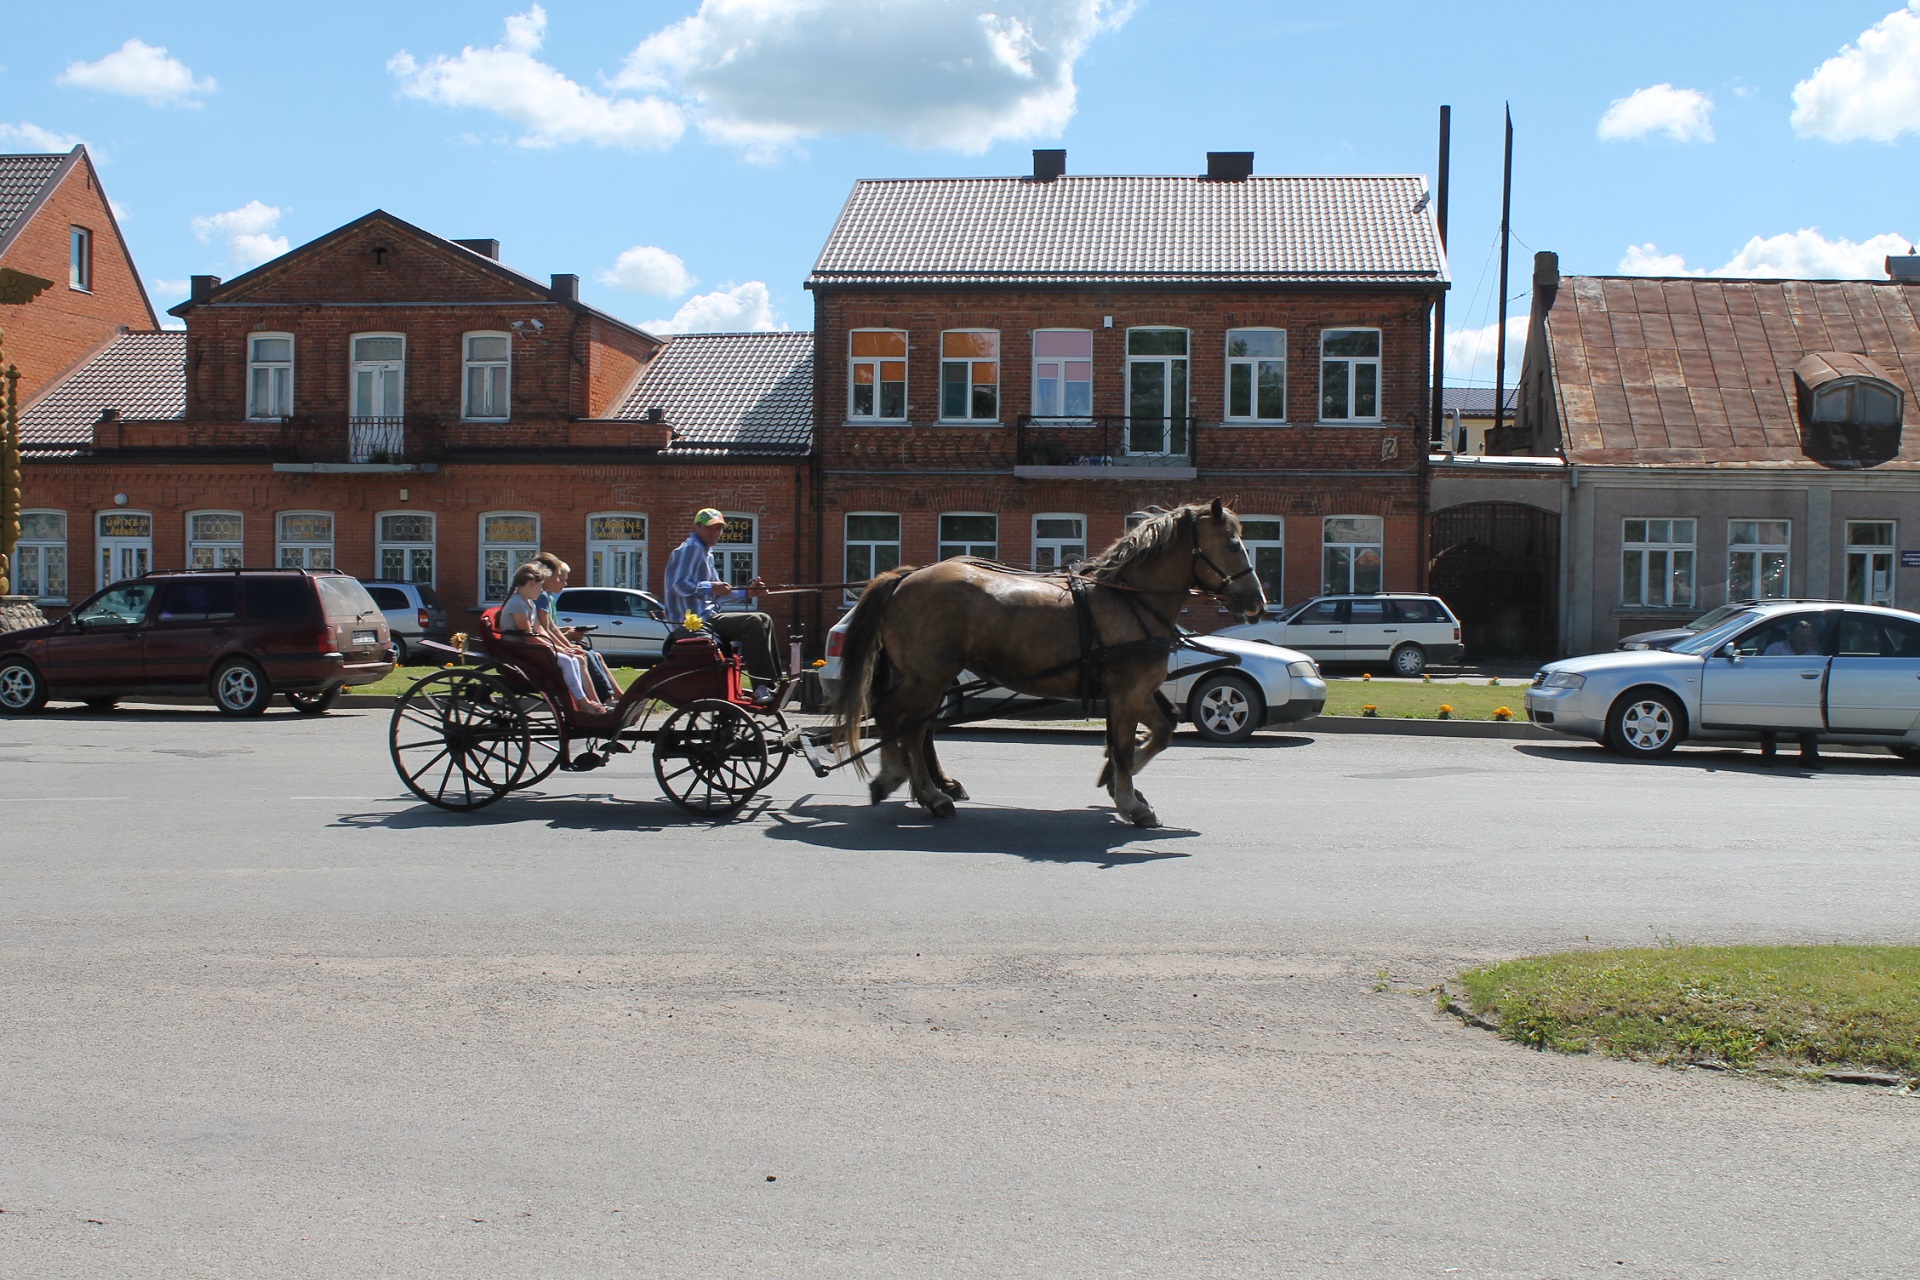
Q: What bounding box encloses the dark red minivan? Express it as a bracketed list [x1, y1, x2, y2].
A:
[0, 569, 393, 715]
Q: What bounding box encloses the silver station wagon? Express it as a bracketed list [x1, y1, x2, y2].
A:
[1525, 601, 1920, 760]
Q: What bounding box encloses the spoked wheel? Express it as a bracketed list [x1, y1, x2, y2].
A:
[752, 707, 793, 788]
[654, 698, 768, 818]
[509, 689, 566, 788]
[388, 670, 530, 810]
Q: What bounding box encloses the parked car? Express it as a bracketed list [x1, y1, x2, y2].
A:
[1524, 601, 1920, 760]
[0, 568, 393, 716]
[1616, 598, 1830, 651]
[1219, 593, 1464, 676]
[358, 579, 448, 664]
[551, 586, 674, 661]
[819, 613, 1326, 743]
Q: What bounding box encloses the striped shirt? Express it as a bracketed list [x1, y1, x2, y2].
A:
[663, 532, 722, 621]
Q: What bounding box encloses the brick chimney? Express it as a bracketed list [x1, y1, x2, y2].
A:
[189, 275, 221, 303]
[549, 273, 579, 301]
[454, 238, 500, 260]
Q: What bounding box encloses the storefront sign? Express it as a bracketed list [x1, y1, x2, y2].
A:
[1901, 551, 1920, 568]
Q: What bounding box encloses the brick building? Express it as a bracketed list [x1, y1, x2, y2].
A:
[803, 151, 1448, 635]
[18, 210, 813, 633]
[0, 146, 156, 402]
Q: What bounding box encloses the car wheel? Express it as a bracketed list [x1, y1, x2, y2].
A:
[212, 658, 271, 717]
[391, 635, 411, 665]
[1188, 674, 1263, 743]
[1605, 688, 1685, 758]
[285, 687, 342, 716]
[0, 658, 48, 714]
[1390, 643, 1427, 677]
[83, 697, 118, 713]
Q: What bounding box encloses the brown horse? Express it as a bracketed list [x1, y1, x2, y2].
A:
[831, 499, 1266, 826]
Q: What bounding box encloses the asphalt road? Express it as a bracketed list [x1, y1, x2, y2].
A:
[2, 705, 1917, 1279]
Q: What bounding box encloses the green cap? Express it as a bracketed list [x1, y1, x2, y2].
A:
[694, 508, 726, 526]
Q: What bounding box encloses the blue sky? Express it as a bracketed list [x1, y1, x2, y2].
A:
[7, 1, 1919, 388]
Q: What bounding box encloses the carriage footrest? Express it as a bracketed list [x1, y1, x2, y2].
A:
[563, 751, 608, 772]
[798, 731, 836, 779]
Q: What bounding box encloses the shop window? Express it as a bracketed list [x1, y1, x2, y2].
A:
[277, 512, 334, 570]
[187, 511, 244, 569]
[15, 510, 67, 602]
[377, 511, 435, 584]
[479, 512, 540, 603]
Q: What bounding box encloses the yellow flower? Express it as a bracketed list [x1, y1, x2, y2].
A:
[1487, 677, 1501, 686]
[1362, 703, 1379, 717]
[1422, 674, 1432, 683]
[1361, 672, 1372, 681]
[811, 658, 827, 668]
[1437, 703, 1455, 720]
[683, 612, 705, 632]
[1493, 706, 1514, 721]
[449, 631, 468, 656]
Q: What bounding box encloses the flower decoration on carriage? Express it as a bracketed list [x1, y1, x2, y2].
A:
[683, 612, 705, 632]
[449, 631, 468, 657]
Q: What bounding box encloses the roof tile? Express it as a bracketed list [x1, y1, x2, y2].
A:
[610, 332, 812, 456]
[20, 331, 185, 454]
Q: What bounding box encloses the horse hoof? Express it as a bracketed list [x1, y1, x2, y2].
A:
[868, 780, 889, 805]
[1130, 807, 1160, 827]
[930, 797, 957, 819]
[939, 780, 970, 801]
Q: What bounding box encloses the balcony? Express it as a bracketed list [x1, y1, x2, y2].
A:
[1013, 415, 1198, 479]
[272, 415, 444, 469]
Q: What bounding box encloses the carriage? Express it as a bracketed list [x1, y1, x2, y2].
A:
[387, 607, 796, 817]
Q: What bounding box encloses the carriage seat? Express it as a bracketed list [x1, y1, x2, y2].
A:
[476, 605, 576, 705]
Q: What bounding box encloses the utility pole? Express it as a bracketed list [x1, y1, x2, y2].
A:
[1428, 105, 1450, 446]
[1492, 105, 1514, 447]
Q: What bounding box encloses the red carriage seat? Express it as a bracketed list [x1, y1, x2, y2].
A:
[476, 605, 577, 706]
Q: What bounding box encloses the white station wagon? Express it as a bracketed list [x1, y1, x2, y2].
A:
[1219, 593, 1464, 676]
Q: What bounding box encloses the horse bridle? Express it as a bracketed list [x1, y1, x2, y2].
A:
[1183, 510, 1257, 595]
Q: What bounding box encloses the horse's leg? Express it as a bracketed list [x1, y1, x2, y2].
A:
[873, 670, 958, 816]
[922, 726, 969, 801]
[869, 738, 910, 805]
[1130, 689, 1176, 777]
[1103, 681, 1158, 827]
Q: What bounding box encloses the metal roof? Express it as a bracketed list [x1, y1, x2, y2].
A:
[0, 151, 75, 258]
[19, 330, 186, 455]
[808, 175, 1448, 288]
[1440, 386, 1519, 417]
[609, 332, 813, 456]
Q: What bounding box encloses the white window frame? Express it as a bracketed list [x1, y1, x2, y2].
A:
[96, 510, 153, 589]
[1620, 518, 1696, 609]
[1322, 516, 1384, 595]
[848, 329, 908, 422]
[186, 510, 245, 570]
[246, 332, 295, 420]
[585, 512, 649, 590]
[714, 513, 761, 611]
[843, 512, 902, 603]
[938, 329, 1000, 423]
[1031, 329, 1094, 419]
[1226, 329, 1287, 423]
[938, 512, 998, 561]
[1033, 513, 1087, 572]
[462, 330, 512, 422]
[375, 510, 436, 586]
[478, 511, 541, 604]
[277, 511, 335, 571]
[1239, 515, 1285, 604]
[1124, 327, 1190, 456]
[69, 226, 91, 292]
[16, 509, 69, 603]
[1727, 519, 1790, 602]
[1319, 328, 1382, 424]
[1844, 520, 1897, 607]
[349, 332, 406, 419]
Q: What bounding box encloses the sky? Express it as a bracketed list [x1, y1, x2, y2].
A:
[7, 0, 1920, 389]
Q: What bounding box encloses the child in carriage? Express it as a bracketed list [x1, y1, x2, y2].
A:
[499, 562, 608, 715]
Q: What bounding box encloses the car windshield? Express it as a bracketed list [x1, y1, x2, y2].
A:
[1684, 604, 1746, 632]
[316, 575, 381, 620]
[1670, 610, 1763, 655]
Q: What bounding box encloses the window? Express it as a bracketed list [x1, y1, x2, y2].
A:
[69, 227, 91, 291]
[939, 514, 997, 561]
[1227, 330, 1286, 422]
[187, 512, 245, 569]
[350, 334, 405, 418]
[1126, 328, 1189, 455]
[1322, 516, 1383, 595]
[1837, 612, 1920, 658]
[1320, 329, 1381, 422]
[479, 513, 540, 603]
[463, 332, 511, 420]
[1032, 330, 1093, 418]
[74, 582, 155, 627]
[155, 578, 237, 623]
[1728, 520, 1789, 601]
[1033, 514, 1086, 571]
[1729, 611, 1835, 659]
[939, 331, 999, 421]
[844, 514, 901, 598]
[849, 330, 907, 421]
[1621, 518, 1696, 609]
[586, 513, 648, 590]
[247, 334, 294, 420]
[96, 511, 152, 588]
[1845, 521, 1896, 606]
[243, 578, 314, 621]
[1239, 517, 1285, 603]
[15, 511, 67, 602]
[277, 512, 334, 570]
[714, 515, 760, 609]
[376, 512, 435, 584]
[1813, 382, 1902, 428]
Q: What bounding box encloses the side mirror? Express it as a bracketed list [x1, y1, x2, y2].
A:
[1722, 642, 1740, 661]
[67, 615, 84, 632]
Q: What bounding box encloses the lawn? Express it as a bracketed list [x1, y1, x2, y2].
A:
[1454, 945, 1920, 1078]
[1319, 679, 1523, 721]
[344, 663, 652, 698]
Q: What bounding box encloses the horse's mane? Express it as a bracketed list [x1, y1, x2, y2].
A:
[1079, 502, 1237, 580]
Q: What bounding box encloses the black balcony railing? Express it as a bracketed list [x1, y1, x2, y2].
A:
[273, 415, 442, 465]
[1014, 415, 1198, 469]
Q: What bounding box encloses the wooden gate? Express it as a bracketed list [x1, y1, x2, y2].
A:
[1429, 502, 1558, 658]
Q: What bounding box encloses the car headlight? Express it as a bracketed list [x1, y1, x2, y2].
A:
[1540, 671, 1585, 690]
[1286, 660, 1318, 679]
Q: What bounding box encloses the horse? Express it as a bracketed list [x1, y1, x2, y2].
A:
[830, 499, 1267, 826]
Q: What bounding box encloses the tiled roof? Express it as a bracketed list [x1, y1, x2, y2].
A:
[611, 332, 812, 455]
[1440, 386, 1518, 417]
[1541, 276, 1920, 467]
[20, 331, 185, 453]
[808, 175, 1447, 287]
[0, 152, 72, 254]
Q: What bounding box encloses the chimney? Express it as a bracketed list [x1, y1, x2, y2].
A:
[189, 275, 221, 303]
[454, 238, 500, 260]
[1031, 149, 1066, 182]
[1887, 253, 1920, 281]
[1204, 151, 1254, 181]
[1532, 250, 1560, 311]
[644, 406, 665, 423]
[549, 273, 579, 301]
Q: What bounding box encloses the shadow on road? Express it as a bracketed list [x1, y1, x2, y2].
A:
[762, 795, 1197, 867]
[1513, 741, 1911, 778]
[329, 788, 753, 834]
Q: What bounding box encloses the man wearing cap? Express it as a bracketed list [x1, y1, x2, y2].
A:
[664, 508, 781, 703]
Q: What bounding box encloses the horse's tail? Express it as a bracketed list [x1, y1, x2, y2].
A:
[831, 565, 916, 769]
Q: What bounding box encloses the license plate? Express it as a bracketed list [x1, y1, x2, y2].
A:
[353, 631, 378, 647]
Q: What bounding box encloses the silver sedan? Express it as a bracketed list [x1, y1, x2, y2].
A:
[1525, 601, 1920, 760]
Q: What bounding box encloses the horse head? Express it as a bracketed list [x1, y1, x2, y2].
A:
[1193, 498, 1267, 623]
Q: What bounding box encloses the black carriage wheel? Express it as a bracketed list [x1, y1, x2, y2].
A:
[509, 689, 566, 789]
[388, 670, 531, 811]
[653, 698, 767, 818]
[753, 707, 793, 788]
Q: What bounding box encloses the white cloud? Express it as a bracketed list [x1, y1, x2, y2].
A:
[389, 5, 683, 150]
[642, 281, 781, 334]
[1617, 228, 1917, 278]
[57, 38, 215, 106]
[1792, 1, 1920, 142]
[1444, 316, 1528, 390]
[153, 277, 190, 297]
[109, 199, 130, 222]
[192, 200, 290, 269]
[1596, 84, 1714, 142]
[0, 121, 85, 151]
[598, 245, 696, 295]
[617, 0, 1133, 155]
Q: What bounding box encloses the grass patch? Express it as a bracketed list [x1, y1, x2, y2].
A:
[1456, 945, 1920, 1077]
[344, 664, 652, 698]
[1320, 680, 1520, 721]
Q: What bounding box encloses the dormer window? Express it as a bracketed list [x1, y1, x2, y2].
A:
[1793, 352, 1904, 468]
[1812, 380, 1900, 427]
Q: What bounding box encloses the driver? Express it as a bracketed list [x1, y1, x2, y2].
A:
[663, 507, 782, 705]
[1764, 619, 1818, 656]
